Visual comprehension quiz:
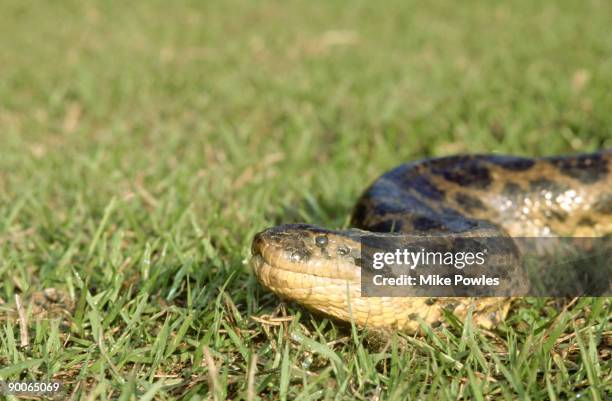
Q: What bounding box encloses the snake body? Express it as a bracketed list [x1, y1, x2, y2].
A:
[251, 151, 612, 332]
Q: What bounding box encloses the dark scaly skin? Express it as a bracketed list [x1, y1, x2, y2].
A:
[352, 152, 612, 237]
[251, 151, 612, 332]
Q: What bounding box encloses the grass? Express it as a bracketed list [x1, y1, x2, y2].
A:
[0, 0, 611, 399]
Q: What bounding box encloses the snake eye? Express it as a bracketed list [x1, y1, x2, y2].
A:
[337, 245, 350, 256]
[315, 235, 328, 246]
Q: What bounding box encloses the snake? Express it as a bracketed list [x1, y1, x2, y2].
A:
[250, 151, 612, 332]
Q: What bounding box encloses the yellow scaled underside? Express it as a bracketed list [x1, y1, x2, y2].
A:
[254, 258, 509, 332]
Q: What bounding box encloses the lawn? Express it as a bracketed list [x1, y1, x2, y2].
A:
[0, 0, 610, 399]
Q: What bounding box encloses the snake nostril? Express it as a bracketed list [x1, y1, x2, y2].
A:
[337, 245, 350, 256]
[290, 251, 303, 262]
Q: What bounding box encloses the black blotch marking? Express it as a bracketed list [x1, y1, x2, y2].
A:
[578, 216, 596, 226]
[444, 303, 457, 311]
[431, 321, 442, 328]
[357, 181, 442, 229]
[551, 153, 609, 184]
[368, 219, 403, 233]
[455, 192, 486, 212]
[412, 175, 446, 200]
[593, 194, 612, 215]
[430, 157, 492, 189]
[441, 208, 482, 232]
[427, 155, 472, 169]
[360, 235, 393, 250]
[486, 156, 535, 171]
[351, 201, 369, 226]
[389, 171, 445, 201]
[548, 210, 568, 222]
[373, 198, 411, 215]
[413, 216, 444, 231]
[503, 182, 522, 196]
[408, 313, 419, 320]
[425, 298, 436, 305]
[439, 167, 492, 188]
[367, 184, 438, 215]
[353, 257, 363, 267]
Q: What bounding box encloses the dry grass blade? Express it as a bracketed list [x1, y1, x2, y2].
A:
[203, 346, 221, 401]
[247, 353, 258, 401]
[15, 294, 29, 348]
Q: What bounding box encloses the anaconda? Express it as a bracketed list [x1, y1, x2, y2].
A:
[251, 151, 612, 332]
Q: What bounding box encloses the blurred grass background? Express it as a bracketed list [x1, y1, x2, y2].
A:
[0, 0, 610, 399]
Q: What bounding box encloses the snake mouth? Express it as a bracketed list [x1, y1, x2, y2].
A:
[249, 252, 265, 271]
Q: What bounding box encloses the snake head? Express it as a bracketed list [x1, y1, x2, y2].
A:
[250, 224, 367, 318]
[251, 224, 363, 280]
